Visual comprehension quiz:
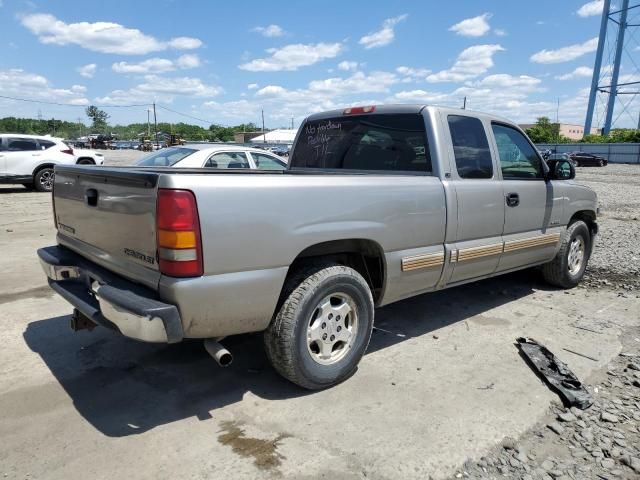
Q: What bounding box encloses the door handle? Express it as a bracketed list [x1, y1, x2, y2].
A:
[506, 192, 520, 207]
[31, 153, 41, 156]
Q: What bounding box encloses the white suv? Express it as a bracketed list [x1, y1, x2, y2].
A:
[0, 134, 104, 192]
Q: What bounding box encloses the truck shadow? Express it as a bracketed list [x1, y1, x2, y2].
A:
[23, 269, 545, 437]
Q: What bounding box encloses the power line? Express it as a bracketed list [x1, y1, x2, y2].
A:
[0, 94, 151, 108]
[155, 104, 214, 125]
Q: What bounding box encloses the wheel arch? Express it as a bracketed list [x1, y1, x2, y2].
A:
[282, 238, 386, 306]
[76, 157, 95, 165]
[569, 210, 597, 237]
[32, 162, 55, 179]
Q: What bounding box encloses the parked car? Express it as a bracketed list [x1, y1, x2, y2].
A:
[134, 144, 287, 170]
[546, 153, 576, 167]
[0, 134, 103, 192]
[38, 105, 597, 389]
[568, 152, 608, 167]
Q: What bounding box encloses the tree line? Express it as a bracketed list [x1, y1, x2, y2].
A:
[525, 117, 640, 144]
[0, 105, 263, 143]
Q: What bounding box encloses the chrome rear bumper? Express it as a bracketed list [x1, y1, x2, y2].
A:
[38, 245, 183, 343]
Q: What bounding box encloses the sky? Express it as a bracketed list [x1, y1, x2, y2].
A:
[0, 0, 639, 129]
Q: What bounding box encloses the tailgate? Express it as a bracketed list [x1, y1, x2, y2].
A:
[53, 165, 161, 289]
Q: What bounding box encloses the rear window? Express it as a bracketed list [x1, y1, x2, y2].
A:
[135, 147, 196, 167]
[290, 113, 431, 173]
[38, 140, 56, 150]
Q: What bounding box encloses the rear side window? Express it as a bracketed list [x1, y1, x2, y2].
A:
[251, 152, 286, 170]
[447, 115, 493, 179]
[7, 138, 39, 151]
[206, 152, 250, 168]
[290, 114, 431, 173]
[38, 140, 56, 150]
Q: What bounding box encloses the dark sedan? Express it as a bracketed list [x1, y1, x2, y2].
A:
[568, 152, 608, 167]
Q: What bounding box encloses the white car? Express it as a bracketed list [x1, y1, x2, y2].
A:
[134, 144, 287, 170]
[0, 134, 104, 192]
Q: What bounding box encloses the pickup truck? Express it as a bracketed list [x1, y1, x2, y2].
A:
[38, 105, 598, 389]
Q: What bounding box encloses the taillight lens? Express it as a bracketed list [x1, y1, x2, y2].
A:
[156, 189, 203, 277]
[343, 105, 375, 115]
[61, 148, 74, 155]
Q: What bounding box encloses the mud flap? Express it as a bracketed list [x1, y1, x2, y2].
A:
[516, 337, 593, 410]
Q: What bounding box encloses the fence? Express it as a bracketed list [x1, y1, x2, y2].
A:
[536, 143, 640, 164]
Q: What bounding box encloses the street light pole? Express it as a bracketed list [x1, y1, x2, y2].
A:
[153, 102, 159, 147]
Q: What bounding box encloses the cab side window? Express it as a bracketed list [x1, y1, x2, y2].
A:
[447, 115, 493, 179]
[252, 152, 286, 170]
[491, 124, 544, 179]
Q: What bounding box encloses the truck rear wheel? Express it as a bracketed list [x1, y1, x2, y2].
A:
[264, 263, 374, 390]
[542, 220, 591, 288]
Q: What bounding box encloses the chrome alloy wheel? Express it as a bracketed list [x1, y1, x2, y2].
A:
[39, 170, 54, 191]
[306, 293, 358, 365]
[567, 236, 585, 276]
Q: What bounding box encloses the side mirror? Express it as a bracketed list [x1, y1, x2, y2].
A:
[549, 159, 575, 180]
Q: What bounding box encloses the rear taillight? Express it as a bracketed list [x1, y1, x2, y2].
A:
[61, 148, 74, 155]
[156, 189, 203, 277]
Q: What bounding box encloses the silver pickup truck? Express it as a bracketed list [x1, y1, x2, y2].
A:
[38, 105, 598, 389]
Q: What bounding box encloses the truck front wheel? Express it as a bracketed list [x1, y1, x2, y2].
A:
[264, 263, 374, 390]
[542, 220, 591, 288]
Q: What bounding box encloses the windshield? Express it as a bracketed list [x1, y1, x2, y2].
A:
[135, 147, 196, 166]
[290, 113, 430, 173]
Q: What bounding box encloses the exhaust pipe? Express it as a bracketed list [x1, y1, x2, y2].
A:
[204, 338, 233, 367]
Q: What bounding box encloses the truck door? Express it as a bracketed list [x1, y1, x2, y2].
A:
[445, 114, 505, 284]
[490, 123, 563, 272]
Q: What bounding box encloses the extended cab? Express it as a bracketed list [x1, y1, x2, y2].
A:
[38, 105, 598, 389]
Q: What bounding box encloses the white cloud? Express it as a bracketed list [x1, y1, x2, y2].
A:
[308, 71, 397, 95]
[476, 74, 542, 89]
[96, 75, 222, 105]
[0, 68, 89, 105]
[530, 37, 598, 64]
[396, 66, 431, 82]
[112, 54, 201, 74]
[77, 63, 96, 78]
[449, 13, 492, 37]
[494, 29, 507, 36]
[239, 42, 343, 71]
[20, 13, 202, 55]
[359, 14, 408, 49]
[112, 58, 175, 74]
[247, 83, 259, 90]
[338, 61, 359, 71]
[427, 44, 505, 83]
[577, 0, 604, 17]
[176, 53, 201, 69]
[555, 66, 593, 80]
[251, 24, 285, 37]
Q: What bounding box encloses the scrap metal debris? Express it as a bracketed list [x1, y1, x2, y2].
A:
[516, 337, 593, 410]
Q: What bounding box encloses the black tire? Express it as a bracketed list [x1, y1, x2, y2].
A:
[264, 263, 374, 390]
[33, 167, 54, 192]
[598, 159, 604, 167]
[542, 220, 591, 289]
[76, 158, 95, 165]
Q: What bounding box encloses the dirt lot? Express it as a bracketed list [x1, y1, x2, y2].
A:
[0, 161, 638, 480]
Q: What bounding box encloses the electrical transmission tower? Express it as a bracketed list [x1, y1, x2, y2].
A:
[584, 0, 640, 136]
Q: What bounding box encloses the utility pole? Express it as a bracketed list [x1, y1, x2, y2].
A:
[147, 109, 151, 137]
[262, 109, 266, 143]
[556, 97, 560, 143]
[153, 102, 159, 147]
[463, 96, 467, 109]
[291, 117, 294, 129]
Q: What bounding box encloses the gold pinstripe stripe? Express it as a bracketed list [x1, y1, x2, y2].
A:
[401, 252, 445, 272]
[503, 233, 561, 252]
[449, 232, 561, 263]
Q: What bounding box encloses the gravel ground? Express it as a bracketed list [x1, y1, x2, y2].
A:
[578, 165, 640, 293]
[450, 164, 640, 480]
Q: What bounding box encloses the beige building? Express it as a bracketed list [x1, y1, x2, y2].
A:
[519, 123, 601, 140]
